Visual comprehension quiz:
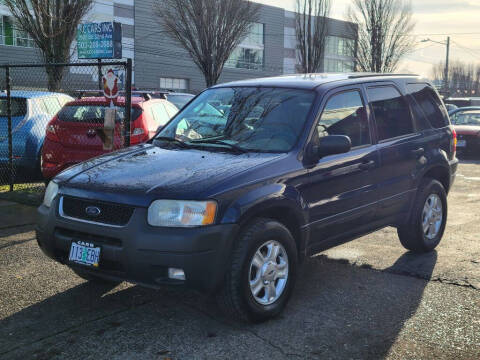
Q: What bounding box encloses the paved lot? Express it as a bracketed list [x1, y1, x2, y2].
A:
[1, 161, 479, 359]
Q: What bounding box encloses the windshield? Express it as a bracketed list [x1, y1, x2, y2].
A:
[451, 110, 480, 126]
[156, 87, 316, 152]
[167, 94, 194, 109]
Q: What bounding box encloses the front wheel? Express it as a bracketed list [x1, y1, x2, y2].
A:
[216, 218, 298, 322]
[397, 178, 447, 253]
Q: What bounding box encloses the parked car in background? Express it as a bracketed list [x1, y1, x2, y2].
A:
[444, 103, 458, 113]
[448, 107, 480, 155]
[37, 74, 457, 322]
[133, 90, 195, 110]
[444, 97, 480, 108]
[0, 91, 72, 176]
[41, 95, 178, 179]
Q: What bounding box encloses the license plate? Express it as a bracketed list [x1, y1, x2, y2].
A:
[457, 140, 466, 147]
[69, 241, 101, 267]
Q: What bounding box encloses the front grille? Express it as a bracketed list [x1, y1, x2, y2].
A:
[61, 196, 134, 226]
[55, 227, 122, 247]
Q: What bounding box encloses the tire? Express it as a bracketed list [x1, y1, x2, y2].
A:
[216, 218, 298, 323]
[397, 178, 447, 253]
[71, 267, 121, 284]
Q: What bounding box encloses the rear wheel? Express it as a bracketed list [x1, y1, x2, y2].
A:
[397, 178, 447, 253]
[216, 218, 298, 322]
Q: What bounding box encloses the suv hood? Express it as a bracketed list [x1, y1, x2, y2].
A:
[56, 144, 282, 201]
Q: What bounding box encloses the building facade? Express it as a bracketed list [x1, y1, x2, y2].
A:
[0, 1, 357, 93]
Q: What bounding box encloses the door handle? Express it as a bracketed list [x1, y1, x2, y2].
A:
[411, 148, 425, 157]
[358, 160, 375, 170]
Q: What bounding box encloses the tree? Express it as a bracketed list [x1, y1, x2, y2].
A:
[295, 0, 331, 73]
[153, 0, 260, 88]
[431, 61, 480, 96]
[5, 0, 93, 90]
[347, 0, 416, 73]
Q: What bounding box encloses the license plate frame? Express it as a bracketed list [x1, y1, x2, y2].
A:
[457, 139, 467, 147]
[68, 241, 101, 268]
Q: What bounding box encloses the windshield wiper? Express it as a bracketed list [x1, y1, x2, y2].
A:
[192, 138, 249, 153]
[153, 136, 189, 148]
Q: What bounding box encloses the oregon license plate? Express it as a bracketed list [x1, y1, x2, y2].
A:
[69, 241, 101, 267]
[457, 140, 466, 147]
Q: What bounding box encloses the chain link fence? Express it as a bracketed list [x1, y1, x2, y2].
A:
[0, 60, 132, 203]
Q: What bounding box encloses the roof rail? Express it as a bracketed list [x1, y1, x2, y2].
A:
[348, 73, 419, 79]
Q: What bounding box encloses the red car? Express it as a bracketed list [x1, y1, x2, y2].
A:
[41, 96, 178, 179]
[448, 107, 480, 156]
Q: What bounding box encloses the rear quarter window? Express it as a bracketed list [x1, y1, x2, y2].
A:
[407, 83, 449, 129]
[0, 98, 27, 117]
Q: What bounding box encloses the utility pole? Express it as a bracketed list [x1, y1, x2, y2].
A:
[444, 36, 450, 95]
[421, 37, 451, 96]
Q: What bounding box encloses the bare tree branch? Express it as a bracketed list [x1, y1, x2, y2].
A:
[295, 0, 331, 73]
[5, 0, 93, 90]
[346, 0, 416, 73]
[153, 0, 260, 88]
[432, 61, 480, 96]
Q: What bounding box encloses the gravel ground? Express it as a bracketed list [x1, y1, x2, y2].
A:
[0, 161, 479, 359]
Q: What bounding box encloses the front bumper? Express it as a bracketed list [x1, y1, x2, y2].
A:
[36, 198, 238, 292]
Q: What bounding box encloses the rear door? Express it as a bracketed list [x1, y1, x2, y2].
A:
[303, 86, 380, 248]
[365, 82, 425, 219]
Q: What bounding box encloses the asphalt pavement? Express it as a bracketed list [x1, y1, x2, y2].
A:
[0, 161, 479, 359]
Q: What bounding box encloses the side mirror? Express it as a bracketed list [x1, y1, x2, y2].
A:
[316, 135, 352, 157]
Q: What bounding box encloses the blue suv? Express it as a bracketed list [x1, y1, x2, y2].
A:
[36, 74, 458, 322]
[0, 91, 72, 176]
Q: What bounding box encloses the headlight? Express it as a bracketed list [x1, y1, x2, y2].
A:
[43, 181, 59, 208]
[147, 200, 217, 227]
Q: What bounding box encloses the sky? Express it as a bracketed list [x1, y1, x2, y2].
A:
[253, 0, 480, 77]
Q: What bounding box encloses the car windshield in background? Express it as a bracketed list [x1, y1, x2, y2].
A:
[57, 105, 142, 123]
[156, 87, 316, 152]
[451, 110, 480, 125]
[0, 98, 27, 117]
[167, 94, 194, 109]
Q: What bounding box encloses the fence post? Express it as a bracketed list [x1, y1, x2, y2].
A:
[124, 58, 132, 147]
[97, 59, 102, 91]
[6, 66, 13, 192]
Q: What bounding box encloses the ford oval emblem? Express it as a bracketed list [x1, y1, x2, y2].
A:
[85, 206, 101, 217]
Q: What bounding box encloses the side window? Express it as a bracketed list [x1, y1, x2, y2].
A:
[367, 86, 414, 141]
[318, 90, 370, 148]
[407, 83, 448, 129]
[152, 103, 171, 127]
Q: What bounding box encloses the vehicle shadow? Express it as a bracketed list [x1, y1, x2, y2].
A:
[0, 251, 437, 359]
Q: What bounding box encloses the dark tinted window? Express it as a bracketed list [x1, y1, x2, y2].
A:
[0, 98, 27, 117]
[318, 90, 370, 147]
[407, 84, 448, 129]
[58, 105, 142, 123]
[368, 86, 414, 141]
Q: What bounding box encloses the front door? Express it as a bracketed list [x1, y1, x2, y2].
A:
[302, 87, 380, 249]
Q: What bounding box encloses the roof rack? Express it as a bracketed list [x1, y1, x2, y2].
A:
[348, 73, 419, 79]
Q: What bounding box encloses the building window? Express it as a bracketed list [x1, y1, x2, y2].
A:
[0, 15, 34, 47]
[325, 59, 354, 73]
[160, 77, 189, 91]
[226, 23, 264, 70]
[326, 36, 354, 57]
